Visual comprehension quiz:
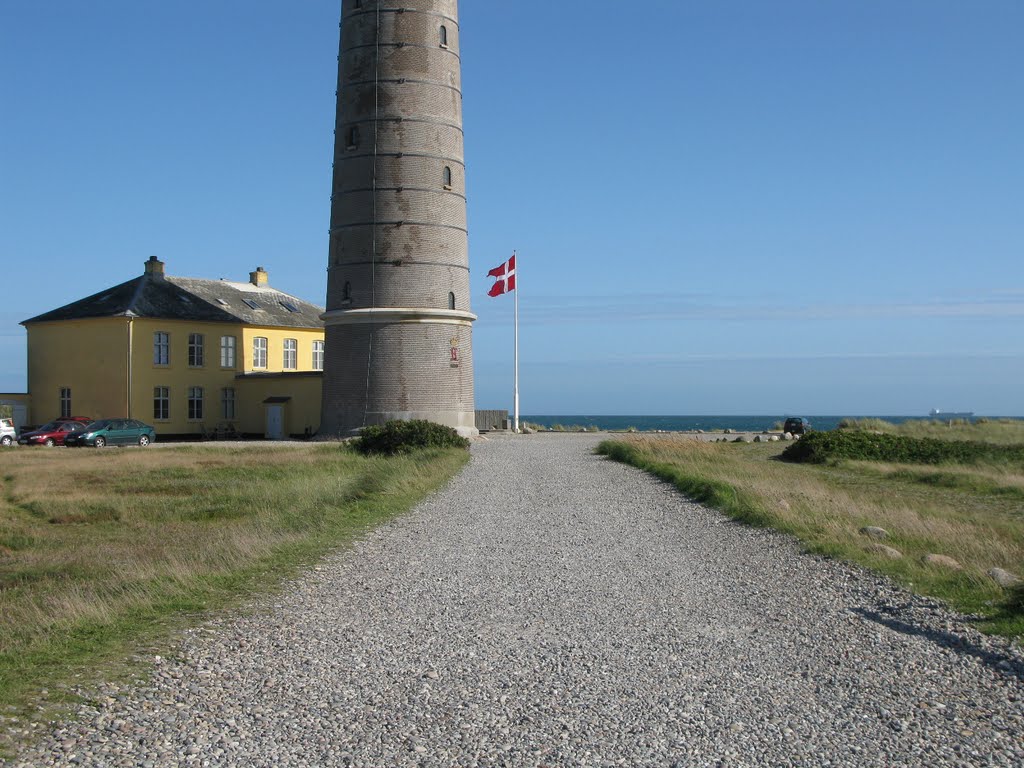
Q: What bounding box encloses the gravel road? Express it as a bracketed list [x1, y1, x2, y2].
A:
[8, 434, 1023, 767]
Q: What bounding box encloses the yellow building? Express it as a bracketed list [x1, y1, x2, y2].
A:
[21, 257, 325, 438]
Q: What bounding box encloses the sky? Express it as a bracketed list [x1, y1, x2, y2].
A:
[1, 1, 1022, 415]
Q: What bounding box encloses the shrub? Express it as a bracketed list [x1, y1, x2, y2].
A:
[354, 419, 469, 455]
[781, 430, 1024, 466]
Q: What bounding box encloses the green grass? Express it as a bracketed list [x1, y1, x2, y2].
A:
[782, 429, 1024, 466]
[598, 437, 1024, 640]
[0, 444, 467, 747]
[839, 416, 1024, 444]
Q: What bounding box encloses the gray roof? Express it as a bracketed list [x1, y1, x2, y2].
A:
[23, 274, 324, 329]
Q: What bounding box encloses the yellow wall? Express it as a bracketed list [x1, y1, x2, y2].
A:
[27, 319, 130, 423]
[240, 326, 325, 375]
[26, 318, 324, 436]
[235, 374, 323, 437]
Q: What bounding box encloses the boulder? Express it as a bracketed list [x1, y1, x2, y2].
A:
[859, 526, 889, 540]
[923, 553, 962, 571]
[769, 435, 780, 442]
[987, 568, 1020, 588]
[753, 435, 763, 443]
[866, 543, 903, 560]
[783, 432, 793, 440]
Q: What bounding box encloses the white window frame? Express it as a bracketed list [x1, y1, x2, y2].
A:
[154, 331, 170, 366]
[187, 386, 204, 421]
[154, 386, 170, 421]
[312, 340, 325, 371]
[283, 338, 297, 370]
[253, 337, 268, 369]
[188, 333, 205, 367]
[221, 387, 236, 420]
[220, 335, 236, 368]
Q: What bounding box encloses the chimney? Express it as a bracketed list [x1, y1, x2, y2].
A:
[144, 255, 165, 279]
[249, 266, 269, 287]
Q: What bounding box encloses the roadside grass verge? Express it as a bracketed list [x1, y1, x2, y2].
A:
[0, 444, 467, 733]
[597, 437, 1024, 640]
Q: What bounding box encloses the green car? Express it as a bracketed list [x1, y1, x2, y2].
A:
[64, 419, 156, 448]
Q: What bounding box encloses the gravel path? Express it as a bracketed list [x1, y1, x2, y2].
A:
[8, 434, 1023, 767]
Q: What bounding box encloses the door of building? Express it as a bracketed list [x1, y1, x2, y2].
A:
[265, 405, 284, 440]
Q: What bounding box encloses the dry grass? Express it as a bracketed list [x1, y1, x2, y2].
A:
[599, 436, 1024, 638]
[840, 417, 1024, 445]
[0, 443, 468, 724]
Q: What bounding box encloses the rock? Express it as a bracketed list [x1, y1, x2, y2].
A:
[860, 526, 889, 540]
[753, 435, 763, 442]
[923, 553, 962, 570]
[866, 543, 903, 560]
[777, 498, 791, 511]
[733, 437, 747, 443]
[783, 432, 793, 440]
[987, 568, 1020, 588]
[769, 435, 780, 442]
[724, 428, 734, 434]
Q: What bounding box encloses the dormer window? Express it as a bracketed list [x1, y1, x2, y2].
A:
[439, 25, 448, 48]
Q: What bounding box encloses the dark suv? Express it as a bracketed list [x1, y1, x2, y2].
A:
[783, 417, 811, 435]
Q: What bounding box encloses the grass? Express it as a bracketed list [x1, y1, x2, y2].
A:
[598, 436, 1024, 640]
[0, 443, 468, 744]
[839, 416, 1024, 445]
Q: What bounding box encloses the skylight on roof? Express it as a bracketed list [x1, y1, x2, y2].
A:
[280, 301, 299, 313]
[242, 299, 262, 310]
[216, 298, 229, 306]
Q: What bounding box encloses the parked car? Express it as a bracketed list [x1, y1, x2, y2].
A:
[17, 420, 92, 447]
[783, 417, 811, 435]
[1, 418, 16, 447]
[64, 419, 156, 448]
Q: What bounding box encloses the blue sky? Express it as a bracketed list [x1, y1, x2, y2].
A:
[2, 1, 1021, 415]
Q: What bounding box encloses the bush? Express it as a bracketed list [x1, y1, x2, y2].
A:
[354, 419, 469, 455]
[781, 430, 1024, 466]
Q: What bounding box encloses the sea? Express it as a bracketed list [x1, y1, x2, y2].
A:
[519, 415, 964, 432]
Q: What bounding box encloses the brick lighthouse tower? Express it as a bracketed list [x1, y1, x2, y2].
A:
[320, 0, 477, 436]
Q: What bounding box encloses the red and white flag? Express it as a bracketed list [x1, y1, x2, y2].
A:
[487, 254, 516, 297]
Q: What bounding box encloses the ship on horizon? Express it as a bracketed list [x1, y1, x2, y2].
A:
[929, 408, 975, 420]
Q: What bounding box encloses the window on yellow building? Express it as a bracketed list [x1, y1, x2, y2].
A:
[154, 387, 169, 421]
[220, 336, 236, 368]
[222, 388, 236, 420]
[188, 387, 204, 421]
[313, 340, 325, 371]
[154, 332, 170, 366]
[60, 387, 71, 418]
[253, 337, 268, 369]
[188, 334, 205, 367]
[283, 338, 297, 370]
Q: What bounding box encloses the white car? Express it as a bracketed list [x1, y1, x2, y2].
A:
[0, 418, 16, 447]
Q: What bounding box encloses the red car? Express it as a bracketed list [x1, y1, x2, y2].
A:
[17, 418, 93, 447]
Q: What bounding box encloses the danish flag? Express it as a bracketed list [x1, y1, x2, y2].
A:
[487, 254, 516, 297]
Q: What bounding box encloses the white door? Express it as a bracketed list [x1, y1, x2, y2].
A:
[265, 405, 284, 440]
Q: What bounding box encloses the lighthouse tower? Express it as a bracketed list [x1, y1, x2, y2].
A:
[320, 0, 477, 436]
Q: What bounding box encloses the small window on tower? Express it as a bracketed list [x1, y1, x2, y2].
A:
[443, 166, 452, 189]
[343, 281, 352, 302]
[448, 292, 456, 310]
[346, 125, 359, 150]
[354, 0, 362, 8]
[439, 25, 448, 48]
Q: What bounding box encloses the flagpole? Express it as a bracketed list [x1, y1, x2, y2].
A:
[513, 250, 520, 433]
